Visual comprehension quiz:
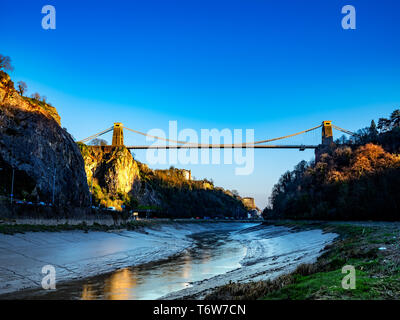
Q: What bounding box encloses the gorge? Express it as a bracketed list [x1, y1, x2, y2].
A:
[0, 70, 249, 219]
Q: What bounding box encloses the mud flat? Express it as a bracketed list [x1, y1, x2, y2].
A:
[0, 222, 337, 299]
[0, 222, 250, 296]
[161, 224, 337, 299]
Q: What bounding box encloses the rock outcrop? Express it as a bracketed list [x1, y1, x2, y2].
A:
[79, 144, 162, 210]
[0, 71, 90, 211]
[81, 146, 139, 195]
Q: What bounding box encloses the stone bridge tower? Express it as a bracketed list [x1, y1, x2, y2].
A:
[112, 123, 124, 146]
[322, 121, 333, 145]
[315, 120, 335, 162]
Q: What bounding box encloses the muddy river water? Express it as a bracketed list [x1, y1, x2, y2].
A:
[5, 226, 248, 299]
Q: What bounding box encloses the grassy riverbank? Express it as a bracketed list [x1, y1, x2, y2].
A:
[0, 219, 156, 235]
[205, 221, 400, 300]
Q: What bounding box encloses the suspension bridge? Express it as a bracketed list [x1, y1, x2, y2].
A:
[78, 121, 357, 151]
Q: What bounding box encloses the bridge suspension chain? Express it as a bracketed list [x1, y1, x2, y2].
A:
[124, 127, 189, 144]
[125, 124, 323, 147]
[78, 127, 114, 143]
[252, 124, 322, 144]
[125, 127, 251, 147]
[332, 124, 359, 137]
[79, 123, 357, 147]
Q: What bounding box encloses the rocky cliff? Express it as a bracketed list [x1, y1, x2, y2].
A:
[0, 71, 90, 212]
[78, 144, 145, 209]
[79, 144, 247, 217]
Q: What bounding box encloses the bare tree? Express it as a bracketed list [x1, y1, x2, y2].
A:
[0, 54, 14, 72]
[31, 92, 41, 100]
[17, 81, 27, 96]
[231, 189, 240, 197]
[89, 138, 108, 146]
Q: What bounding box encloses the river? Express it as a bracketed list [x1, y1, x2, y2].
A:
[26, 228, 246, 299]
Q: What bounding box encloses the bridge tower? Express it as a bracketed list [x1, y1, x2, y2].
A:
[322, 121, 333, 145]
[112, 123, 124, 146]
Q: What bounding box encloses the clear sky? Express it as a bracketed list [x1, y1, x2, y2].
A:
[2, 0, 400, 208]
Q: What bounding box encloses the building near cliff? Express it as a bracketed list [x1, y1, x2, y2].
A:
[242, 197, 262, 218]
[155, 168, 192, 181]
[242, 197, 256, 209]
[182, 169, 192, 181]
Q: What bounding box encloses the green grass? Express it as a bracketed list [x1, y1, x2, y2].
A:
[262, 269, 394, 300]
[262, 223, 400, 300]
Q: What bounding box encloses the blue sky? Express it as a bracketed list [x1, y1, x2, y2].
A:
[2, 0, 400, 208]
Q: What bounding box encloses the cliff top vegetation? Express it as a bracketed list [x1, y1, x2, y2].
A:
[264, 109, 400, 221]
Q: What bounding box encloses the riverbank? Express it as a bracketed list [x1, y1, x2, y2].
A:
[205, 220, 400, 300]
[0, 217, 260, 235]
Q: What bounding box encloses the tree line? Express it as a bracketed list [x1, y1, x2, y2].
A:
[263, 109, 400, 221]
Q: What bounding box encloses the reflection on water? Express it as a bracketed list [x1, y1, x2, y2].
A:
[42, 229, 246, 300]
[102, 268, 137, 300]
[4, 228, 247, 300]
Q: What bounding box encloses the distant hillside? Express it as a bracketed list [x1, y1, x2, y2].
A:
[263, 109, 400, 221]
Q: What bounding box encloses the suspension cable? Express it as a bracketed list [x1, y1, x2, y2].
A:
[124, 127, 188, 144]
[80, 123, 357, 147]
[332, 124, 359, 137]
[124, 125, 323, 147]
[78, 127, 114, 143]
[252, 125, 322, 144]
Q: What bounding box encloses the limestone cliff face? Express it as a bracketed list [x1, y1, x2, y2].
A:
[79, 145, 163, 210]
[80, 145, 139, 195]
[0, 72, 90, 209]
